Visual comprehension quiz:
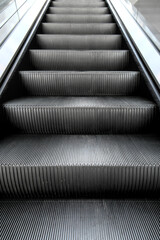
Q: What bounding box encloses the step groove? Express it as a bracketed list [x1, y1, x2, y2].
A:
[36, 34, 121, 49]
[48, 7, 110, 14]
[3, 97, 157, 134]
[45, 14, 113, 23]
[19, 71, 140, 96]
[0, 135, 160, 197]
[29, 50, 129, 71]
[42, 23, 118, 34]
[51, 2, 107, 7]
[1, 200, 159, 239]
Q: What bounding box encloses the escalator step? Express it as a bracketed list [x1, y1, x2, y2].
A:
[36, 35, 121, 50]
[1, 200, 159, 239]
[29, 50, 128, 71]
[56, 0, 105, 2]
[51, 2, 106, 7]
[0, 135, 160, 197]
[19, 71, 140, 96]
[48, 7, 109, 14]
[3, 97, 157, 134]
[45, 14, 113, 23]
[42, 23, 117, 34]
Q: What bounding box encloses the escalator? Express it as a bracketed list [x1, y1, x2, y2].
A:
[1, 0, 160, 239]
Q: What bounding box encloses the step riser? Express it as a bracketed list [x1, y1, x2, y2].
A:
[29, 50, 129, 71]
[57, 0, 105, 1]
[51, 2, 106, 7]
[42, 23, 117, 34]
[19, 72, 140, 96]
[48, 7, 109, 14]
[56, 0, 105, 2]
[36, 35, 121, 50]
[3, 106, 157, 134]
[1, 165, 159, 198]
[45, 14, 113, 23]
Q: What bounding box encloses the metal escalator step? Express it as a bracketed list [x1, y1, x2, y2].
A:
[0, 134, 160, 197]
[55, 0, 104, 1]
[36, 34, 121, 49]
[19, 71, 140, 96]
[57, 0, 104, 3]
[3, 96, 157, 134]
[51, 2, 106, 7]
[29, 50, 128, 71]
[42, 23, 117, 34]
[48, 7, 109, 14]
[1, 200, 159, 239]
[45, 14, 113, 23]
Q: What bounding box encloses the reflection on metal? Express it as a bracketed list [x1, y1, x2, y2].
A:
[0, 13, 19, 44]
[0, 1, 17, 28]
[0, 0, 12, 12]
[120, 0, 160, 50]
[0, 0, 37, 45]
[0, 0, 48, 81]
[107, 0, 160, 88]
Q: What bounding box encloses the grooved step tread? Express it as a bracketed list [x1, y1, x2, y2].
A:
[19, 71, 140, 96]
[45, 14, 113, 23]
[4, 96, 155, 107]
[1, 200, 159, 239]
[36, 34, 121, 49]
[56, 0, 105, 1]
[42, 23, 117, 34]
[48, 7, 109, 14]
[1, 134, 160, 165]
[1, 135, 160, 197]
[51, 2, 106, 7]
[29, 50, 128, 71]
[3, 97, 157, 134]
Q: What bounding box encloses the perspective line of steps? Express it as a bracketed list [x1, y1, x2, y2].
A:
[1, 0, 160, 239]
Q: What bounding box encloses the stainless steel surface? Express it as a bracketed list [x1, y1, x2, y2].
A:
[107, 0, 160, 88]
[0, 0, 37, 45]
[121, 0, 160, 50]
[0, 1, 17, 28]
[0, 0, 49, 81]
[0, 12, 19, 44]
[0, 0, 12, 12]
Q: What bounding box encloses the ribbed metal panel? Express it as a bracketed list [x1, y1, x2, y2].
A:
[36, 34, 120, 49]
[48, 7, 109, 14]
[3, 97, 157, 134]
[19, 71, 139, 96]
[45, 14, 113, 23]
[1, 134, 160, 165]
[1, 134, 160, 197]
[57, 0, 105, 1]
[1, 200, 159, 239]
[29, 50, 129, 70]
[58, 0, 105, 1]
[42, 23, 117, 34]
[1, 163, 160, 197]
[51, 2, 106, 7]
[1, 164, 159, 197]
